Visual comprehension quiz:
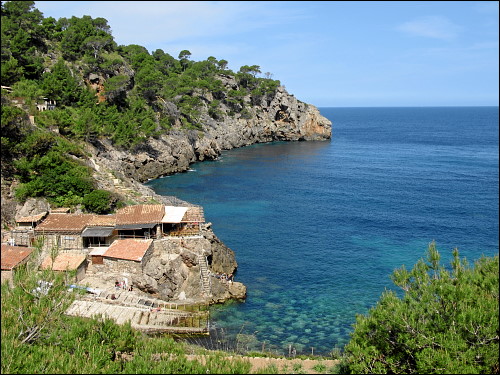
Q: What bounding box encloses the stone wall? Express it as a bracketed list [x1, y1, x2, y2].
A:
[141, 244, 155, 268]
[9, 229, 32, 247]
[102, 258, 142, 274]
[37, 233, 84, 251]
[1, 270, 13, 287]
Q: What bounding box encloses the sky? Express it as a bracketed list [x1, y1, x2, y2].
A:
[33, 1, 499, 107]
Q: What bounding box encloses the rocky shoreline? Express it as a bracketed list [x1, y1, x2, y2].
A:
[86, 88, 331, 187]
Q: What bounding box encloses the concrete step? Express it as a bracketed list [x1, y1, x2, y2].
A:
[116, 310, 135, 325]
[139, 312, 150, 325]
[133, 311, 143, 324]
[65, 299, 209, 333]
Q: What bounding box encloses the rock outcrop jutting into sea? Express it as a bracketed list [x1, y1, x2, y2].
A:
[87, 77, 332, 184]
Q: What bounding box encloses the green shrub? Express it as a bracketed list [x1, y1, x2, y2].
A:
[339, 242, 499, 374]
[82, 189, 115, 214]
[14, 150, 94, 202]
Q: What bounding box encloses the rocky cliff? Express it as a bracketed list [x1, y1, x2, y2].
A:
[87, 78, 331, 184]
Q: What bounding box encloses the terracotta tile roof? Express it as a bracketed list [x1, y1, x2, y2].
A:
[1, 244, 34, 270]
[35, 214, 95, 233]
[103, 239, 153, 262]
[182, 206, 205, 223]
[88, 214, 116, 227]
[40, 253, 86, 271]
[116, 205, 164, 225]
[16, 212, 48, 223]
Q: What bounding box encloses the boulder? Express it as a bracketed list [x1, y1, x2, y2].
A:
[16, 198, 50, 219]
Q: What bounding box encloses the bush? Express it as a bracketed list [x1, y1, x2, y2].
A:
[82, 189, 116, 214]
[14, 150, 94, 203]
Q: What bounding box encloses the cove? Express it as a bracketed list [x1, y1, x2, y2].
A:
[146, 107, 499, 355]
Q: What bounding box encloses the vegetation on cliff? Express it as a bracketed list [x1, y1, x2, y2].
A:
[1, 0, 281, 212]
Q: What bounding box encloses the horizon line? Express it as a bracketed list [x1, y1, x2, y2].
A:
[317, 105, 499, 108]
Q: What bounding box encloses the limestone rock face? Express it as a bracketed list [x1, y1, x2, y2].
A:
[16, 198, 50, 219]
[86, 84, 332, 183]
[208, 281, 247, 304]
[202, 223, 238, 274]
[135, 227, 240, 304]
[228, 281, 247, 299]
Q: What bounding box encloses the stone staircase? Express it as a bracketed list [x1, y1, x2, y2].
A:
[82, 263, 108, 277]
[65, 286, 209, 333]
[198, 254, 212, 296]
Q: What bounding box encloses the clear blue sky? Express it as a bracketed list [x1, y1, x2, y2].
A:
[34, 1, 499, 107]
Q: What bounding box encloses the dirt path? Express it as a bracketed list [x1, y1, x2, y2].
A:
[186, 354, 340, 374]
[242, 356, 340, 374]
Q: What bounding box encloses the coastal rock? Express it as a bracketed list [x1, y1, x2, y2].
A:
[208, 281, 247, 304]
[136, 231, 239, 303]
[133, 273, 159, 294]
[202, 223, 238, 274]
[228, 281, 247, 299]
[86, 85, 331, 183]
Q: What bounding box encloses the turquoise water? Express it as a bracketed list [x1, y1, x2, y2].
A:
[146, 107, 499, 355]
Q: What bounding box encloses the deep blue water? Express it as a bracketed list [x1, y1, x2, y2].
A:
[146, 107, 499, 355]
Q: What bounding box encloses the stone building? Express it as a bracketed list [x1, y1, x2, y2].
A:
[40, 253, 88, 283]
[34, 214, 95, 251]
[101, 238, 154, 274]
[10, 212, 48, 246]
[36, 97, 56, 111]
[89, 246, 107, 265]
[1, 244, 34, 286]
[115, 204, 165, 239]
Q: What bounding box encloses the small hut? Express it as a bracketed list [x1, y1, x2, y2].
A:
[40, 253, 88, 283]
[11, 212, 48, 246]
[34, 214, 95, 251]
[102, 239, 154, 273]
[1, 244, 34, 286]
[115, 205, 164, 239]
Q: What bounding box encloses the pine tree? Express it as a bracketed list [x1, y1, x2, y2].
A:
[340, 242, 499, 374]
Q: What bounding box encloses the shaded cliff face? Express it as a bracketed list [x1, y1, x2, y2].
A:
[89, 84, 332, 183]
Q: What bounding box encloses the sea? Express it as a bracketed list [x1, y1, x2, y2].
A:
[145, 106, 499, 356]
